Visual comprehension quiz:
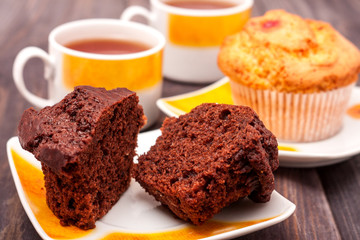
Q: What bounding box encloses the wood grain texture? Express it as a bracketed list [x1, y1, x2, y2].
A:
[318, 156, 360, 240]
[0, 0, 359, 239]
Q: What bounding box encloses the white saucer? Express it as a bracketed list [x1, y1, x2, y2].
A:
[157, 77, 360, 168]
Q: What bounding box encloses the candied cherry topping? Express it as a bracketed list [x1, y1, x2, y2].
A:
[262, 20, 280, 29]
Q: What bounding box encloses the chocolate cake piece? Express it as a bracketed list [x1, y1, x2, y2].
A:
[18, 86, 145, 229]
[133, 103, 278, 225]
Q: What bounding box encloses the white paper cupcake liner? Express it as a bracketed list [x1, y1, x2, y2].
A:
[230, 80, 355, 142]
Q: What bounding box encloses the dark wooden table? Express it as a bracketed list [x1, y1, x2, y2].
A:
[1, 0, 359, 239]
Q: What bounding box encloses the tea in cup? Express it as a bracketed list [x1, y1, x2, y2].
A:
[13, 19, 165, 128]
[121, 0, 253, 83]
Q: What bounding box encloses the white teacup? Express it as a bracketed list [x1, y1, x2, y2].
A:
[13, 19, 165, 128]
[121, 0, 253, 83]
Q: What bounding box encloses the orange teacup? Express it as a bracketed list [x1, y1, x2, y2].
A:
[13, 19, 165, 128]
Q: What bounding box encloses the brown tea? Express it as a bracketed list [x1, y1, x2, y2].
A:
[65, 39, 151, 55]
[164, 0, 236, 9]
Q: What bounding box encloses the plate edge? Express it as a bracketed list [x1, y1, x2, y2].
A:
[6, 137, 54, 240]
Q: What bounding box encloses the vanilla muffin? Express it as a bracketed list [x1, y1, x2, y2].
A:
[218, 9, 360, 142]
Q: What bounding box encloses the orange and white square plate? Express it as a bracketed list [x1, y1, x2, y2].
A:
[7, 130, 295, 240]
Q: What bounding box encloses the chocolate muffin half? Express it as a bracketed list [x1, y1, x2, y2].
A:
[18, 86, 145, 229]
[133, 103, 278, 225]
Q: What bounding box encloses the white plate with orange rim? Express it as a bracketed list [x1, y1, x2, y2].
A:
[157, 77, 360, 168]
[7, 132, 295, 240]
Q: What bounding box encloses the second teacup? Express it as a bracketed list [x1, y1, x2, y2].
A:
[121, 0, 253, 83]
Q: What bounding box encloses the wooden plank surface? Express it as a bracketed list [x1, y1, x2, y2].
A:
[0, 0, 359, 239]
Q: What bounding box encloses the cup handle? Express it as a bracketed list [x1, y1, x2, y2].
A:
[120, 6, 154, 22]
[13, 46, 55, 108]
